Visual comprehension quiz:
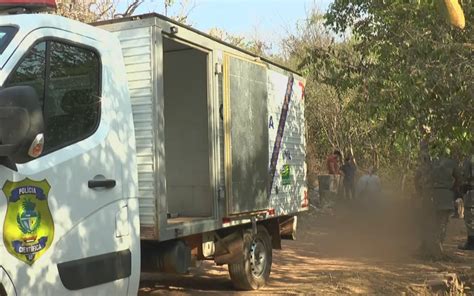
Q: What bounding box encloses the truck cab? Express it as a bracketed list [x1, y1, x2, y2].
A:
[0, 14, 140, 295]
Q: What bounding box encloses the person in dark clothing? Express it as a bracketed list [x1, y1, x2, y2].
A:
[341, 154, 357, 200]
[416, 146, 461, 259]
[428, 156, 461, 257]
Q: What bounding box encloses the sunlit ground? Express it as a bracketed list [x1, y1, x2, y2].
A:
[139, 199, 474, 295]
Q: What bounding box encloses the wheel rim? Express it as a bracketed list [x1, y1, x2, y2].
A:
[250, 237, 267, 278]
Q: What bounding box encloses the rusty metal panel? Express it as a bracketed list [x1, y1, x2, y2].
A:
[224, 55, 269, 215]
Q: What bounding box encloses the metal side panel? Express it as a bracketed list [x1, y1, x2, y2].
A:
[224, 54, 269, 215]
[110, 26, 158, 239]
[267, 70, 308, 215]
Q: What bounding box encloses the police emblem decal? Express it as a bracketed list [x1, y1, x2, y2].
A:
[2, 178, 54, 265]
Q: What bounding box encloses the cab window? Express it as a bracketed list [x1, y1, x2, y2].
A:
[5, 40, 101, 155]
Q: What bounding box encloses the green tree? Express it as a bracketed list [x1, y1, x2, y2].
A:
[289, 2, 472, 190]
[323, 0, 473, 161]
[280, 10, 376, 188]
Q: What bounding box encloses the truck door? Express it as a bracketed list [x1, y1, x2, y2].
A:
[223, 55, 270, 214]
[0, 30, 134, 295]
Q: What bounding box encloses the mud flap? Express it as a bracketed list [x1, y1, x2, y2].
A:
[214, 231, 244, 265]
[280, 216, 297, 241]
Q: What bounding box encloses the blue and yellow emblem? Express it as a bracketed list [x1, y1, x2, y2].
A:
[3, 178, 54, 265]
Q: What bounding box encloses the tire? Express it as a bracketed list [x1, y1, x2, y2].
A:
[228, 225, 272, 290]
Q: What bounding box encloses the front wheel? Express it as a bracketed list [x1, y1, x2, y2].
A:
[228, 225, 272, 290]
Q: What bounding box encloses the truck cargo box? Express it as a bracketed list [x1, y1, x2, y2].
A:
[95, 14, 307, 241]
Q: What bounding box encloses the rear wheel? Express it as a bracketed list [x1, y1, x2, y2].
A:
[228, 225, 272, 290]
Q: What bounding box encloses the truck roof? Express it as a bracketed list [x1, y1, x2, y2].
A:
[92, 13, 302, 76]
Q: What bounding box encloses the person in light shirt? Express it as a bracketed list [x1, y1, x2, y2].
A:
[356, 167, 381, 200]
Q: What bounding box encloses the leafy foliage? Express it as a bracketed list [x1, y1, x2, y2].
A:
[281, 10, 379, 177]
[290, 1, 472, 187]
[324, 0, 473, 159]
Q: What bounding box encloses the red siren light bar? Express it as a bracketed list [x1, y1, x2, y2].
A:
[0, 0, 57, 11]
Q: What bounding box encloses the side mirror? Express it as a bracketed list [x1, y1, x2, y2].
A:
[0, 86, 44, 164]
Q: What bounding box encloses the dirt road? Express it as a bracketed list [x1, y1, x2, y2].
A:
[139, 199, 474, 295]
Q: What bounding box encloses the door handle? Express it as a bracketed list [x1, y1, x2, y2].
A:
[88, 179, 116, 189]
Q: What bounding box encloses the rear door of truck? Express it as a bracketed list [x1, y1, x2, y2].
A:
[223, 55, 269, 215]
[222, 54, 307, 216]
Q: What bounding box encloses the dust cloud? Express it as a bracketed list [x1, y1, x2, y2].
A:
[300, 192, 422, 261]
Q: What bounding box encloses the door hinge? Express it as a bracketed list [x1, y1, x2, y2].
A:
[218, 186, 225, 200]
[215, 62, 223, 74]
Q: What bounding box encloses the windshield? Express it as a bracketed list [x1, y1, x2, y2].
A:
[0, 26, 18, 55]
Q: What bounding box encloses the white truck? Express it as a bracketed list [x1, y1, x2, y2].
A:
[0, 2, 307, 295]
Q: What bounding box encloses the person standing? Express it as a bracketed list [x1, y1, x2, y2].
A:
[431, 156, 460, 250]
[356, 167, 381, 201]
[459, 155, 474, 250]
[326, 150, 342, 175]
[419, 151, 461, 259]
[341, 155, 357, 200]
[415, 139, 435, 257]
